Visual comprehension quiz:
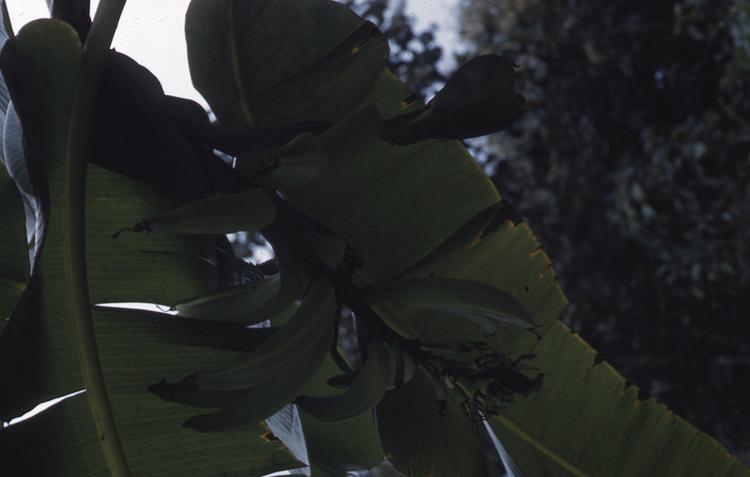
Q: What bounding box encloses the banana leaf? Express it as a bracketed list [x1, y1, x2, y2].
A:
[0, 307, 301, 476]
[184, 1, 750, 476]
[0, 18, 298, 476]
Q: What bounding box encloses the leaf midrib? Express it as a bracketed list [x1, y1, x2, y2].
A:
[61, 1, 131, 475]
[492, 411, 588, 477]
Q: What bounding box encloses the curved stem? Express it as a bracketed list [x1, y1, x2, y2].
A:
[63, 1, 129, 476]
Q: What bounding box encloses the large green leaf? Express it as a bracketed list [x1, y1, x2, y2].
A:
[0, 18, 85, 417]
[184, 0, 750, 475]
[1, 308, 300, 476]
[0, 18, 298, 476]
[186, 0, 383, 128]
[386, 221, 750, 477]
[489, 325, 750, 477]
[0, 20, 216, 415]
[185, 0, 499, 284]
[0, 165, 28, 334]
[266, 305, 384, 476]
[375, 368, 489, 477]
[276, 70, 500, 283]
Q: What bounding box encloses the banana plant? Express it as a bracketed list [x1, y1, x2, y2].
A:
[0, 1, 747, 476]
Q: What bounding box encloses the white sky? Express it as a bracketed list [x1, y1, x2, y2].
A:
[6, 0, 460, 103]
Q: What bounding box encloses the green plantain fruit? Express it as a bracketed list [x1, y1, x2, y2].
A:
[193, 277, 337, 390]
[296, 342, 391, 422]
[175, 262, 306, 325]
[366, 278, 536, 331]
[183, 324, 336, 432]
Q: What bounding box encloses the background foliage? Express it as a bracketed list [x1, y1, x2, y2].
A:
[338, 0, 750, 458]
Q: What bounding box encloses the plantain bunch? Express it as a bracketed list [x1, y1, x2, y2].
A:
[113, 51, 538, 432]
[137, 182, 542, 431]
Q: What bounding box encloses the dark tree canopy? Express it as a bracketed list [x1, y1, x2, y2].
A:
[457, 0, 750, 454]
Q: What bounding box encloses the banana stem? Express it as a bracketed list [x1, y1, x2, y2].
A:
[63, 1, 130, 476]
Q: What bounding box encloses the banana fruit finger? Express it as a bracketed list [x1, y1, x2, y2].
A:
[183, 324, 336, 432]
[193, 277, 336, 390]
[389, 341, 416, 389]
[366, 278, 536, 330]
[175, 262, 305, 325]
[296, 342, 391, 422]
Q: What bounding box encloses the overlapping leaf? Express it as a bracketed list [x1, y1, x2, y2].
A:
[185, 0, 501, 285]
[0, 18, 298, 476]
[373, 219, 749, 477]
[0, 308, 301, 476]
[0, 165, 27, 334]
[183, 0, 750, 475]
[1, 1, 747, 476]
